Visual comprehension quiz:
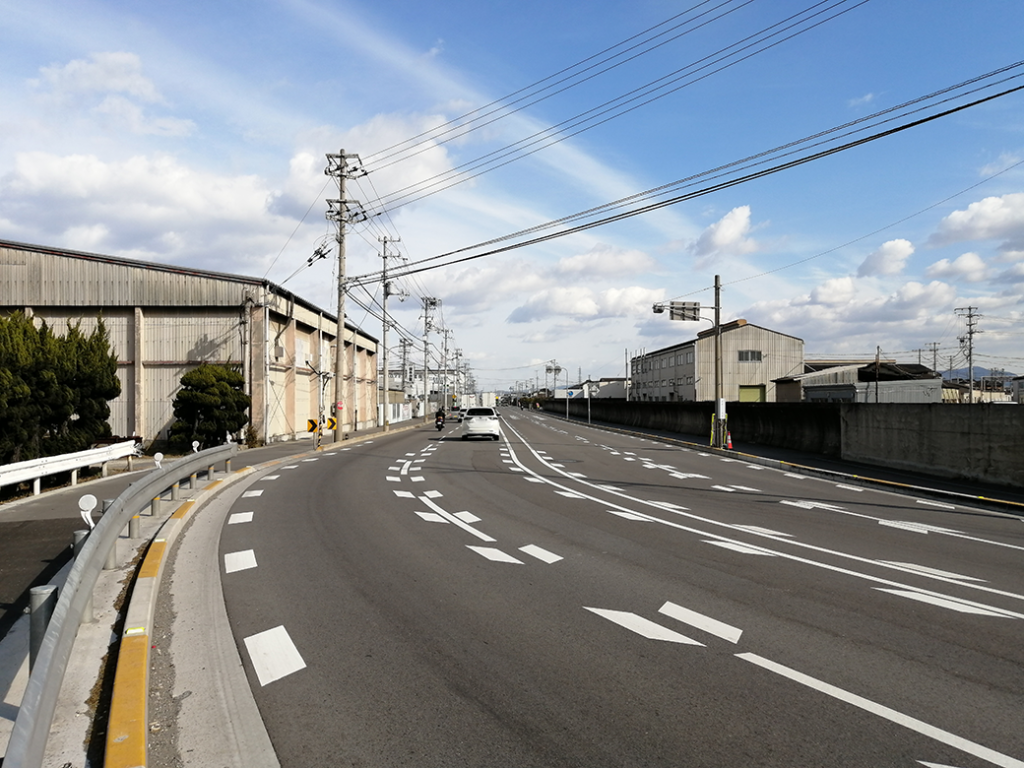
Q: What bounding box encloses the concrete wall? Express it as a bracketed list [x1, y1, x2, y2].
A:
[553, 399, 1022, 489]
[841, 403, 1024, 488]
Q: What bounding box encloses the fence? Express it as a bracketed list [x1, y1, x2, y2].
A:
[3, 443, 238, 768]
[0, 440, 140, 496]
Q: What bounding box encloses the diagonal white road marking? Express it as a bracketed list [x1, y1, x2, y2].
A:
[659, 602, 743, 644]
[584, 608, 704, 645]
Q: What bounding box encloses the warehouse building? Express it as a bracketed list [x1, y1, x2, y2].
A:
[0, 239, 378, 446]
[630, 319, 803, 402]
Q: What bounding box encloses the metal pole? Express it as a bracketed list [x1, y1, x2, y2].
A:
[102, 499, 117, 570]
[29, 586, 58, 671]
[73, 531, 94, 623]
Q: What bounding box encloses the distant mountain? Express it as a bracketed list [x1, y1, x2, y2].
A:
[942, 367, 1018, 381]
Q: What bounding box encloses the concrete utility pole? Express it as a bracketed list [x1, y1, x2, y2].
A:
[422, 297, 438, 421]
[379, 235, 400, 431]
[926, 342, 940, 373]
[713, 275, 725, 448]
[325, 149, 365, 440]
[955, 306, 980, 404]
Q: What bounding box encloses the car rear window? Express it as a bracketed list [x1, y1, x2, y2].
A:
[466, 408, 495, 416]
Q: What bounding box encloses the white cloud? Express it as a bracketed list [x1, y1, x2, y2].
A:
[924, 252, 989, 282]
[553, 244, 656, 279]
[809, 276, 857, 305]
[929, 193, 1024, 250]
[507, 285, 663, 323]
[857, 238, 914, 277]
[34, 52, 162, 103]
[93, 94, 195, 137]
[848, 93, 875, 107]
[691, 206, 760, 266]
[1, 150, 292, 269]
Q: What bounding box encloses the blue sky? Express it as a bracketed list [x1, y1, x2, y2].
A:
[2, 0, 1023, 389]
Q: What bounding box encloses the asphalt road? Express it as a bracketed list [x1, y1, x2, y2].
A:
[215, 412, 1024, 767]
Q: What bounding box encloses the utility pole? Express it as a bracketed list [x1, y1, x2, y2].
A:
[442, 329, 452, 413]
[926, 342, 940, 373]
[325, 149, 365, 441]
[955, 306, 980, 404]
[399, 338, 412, 393]
[713, 275, 725, 448]
[378, 235, 400, 431]
[422, 297, 438, 421]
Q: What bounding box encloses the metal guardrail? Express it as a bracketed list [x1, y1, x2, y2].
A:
[0, 440, 140, 494]
[3, 443, 238, 768]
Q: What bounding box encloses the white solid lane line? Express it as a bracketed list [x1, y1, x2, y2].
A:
[243, 625, 307, 687]
[737, 652, 1024, 768]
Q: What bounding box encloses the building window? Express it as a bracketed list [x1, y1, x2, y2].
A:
[738, 350, 763, 362]
[685, 351, 694, 364]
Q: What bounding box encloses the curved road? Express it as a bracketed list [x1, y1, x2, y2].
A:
[214, 411, 1024, 767]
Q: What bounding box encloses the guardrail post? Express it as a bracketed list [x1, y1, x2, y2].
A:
[208, 463, 215, 480]
[33, 477, 41, 496]
[151, 495, 161, 516]
[71, 469, 78, 486]
[129, 515, 140, 538]
[103, 500, 118, 570]
[225, 458, 232, 473]
[29, 585, 58, 671]
[171, 481, 180, 500]
[189, 471, 197, 490]
[73, 531, 95, 623]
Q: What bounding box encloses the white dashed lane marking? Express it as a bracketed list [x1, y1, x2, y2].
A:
[243, 625, 307, 686]
[224, 549, 258, 573]
[228, 512, 253, 525]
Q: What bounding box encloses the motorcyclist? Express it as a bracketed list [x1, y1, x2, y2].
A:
[435, 407, 445, 423]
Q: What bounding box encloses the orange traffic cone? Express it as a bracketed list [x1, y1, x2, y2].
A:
[726, 431, 733, 449]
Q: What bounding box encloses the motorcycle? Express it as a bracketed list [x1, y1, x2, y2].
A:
[435, 415, 445, 431]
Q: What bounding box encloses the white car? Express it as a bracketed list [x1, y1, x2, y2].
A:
[461, 407, 501, 440]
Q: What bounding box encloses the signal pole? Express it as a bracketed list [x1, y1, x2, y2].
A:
[325, 149, 365, 440]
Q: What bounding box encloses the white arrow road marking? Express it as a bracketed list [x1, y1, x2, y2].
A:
[224, 550, 257, 573]
[584, 608, 704, 645]
[738, 653, 1024, 768]
[874, 589, 1018, 618]
[658, 602, 743, 644]
[228, 512, 253, 525]
[244, 626, 307, 687]
[519, 544, 562, 563]
[705, 541, 776, 556]
[467, 546, 523, 563]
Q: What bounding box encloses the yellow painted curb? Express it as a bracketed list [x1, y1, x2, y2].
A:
[170, 501, 194, 520]
[137, 540, 166, 580]
[105, 633, 149, 768]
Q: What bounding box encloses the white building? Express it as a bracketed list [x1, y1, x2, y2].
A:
[630, 319, 803, 403]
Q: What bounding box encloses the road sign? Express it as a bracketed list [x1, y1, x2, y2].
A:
[307, 419, 318, 432]
[327, 417, 337, 430]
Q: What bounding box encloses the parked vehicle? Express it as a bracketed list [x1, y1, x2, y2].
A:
[461, 407, 501, 440]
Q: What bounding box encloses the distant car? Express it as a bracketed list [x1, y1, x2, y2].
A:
[461, 407, 501, 440]
[457, 408, 468, 422]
